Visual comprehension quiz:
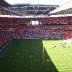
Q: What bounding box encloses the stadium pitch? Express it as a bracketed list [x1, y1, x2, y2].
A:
[0, 39, 72, 72]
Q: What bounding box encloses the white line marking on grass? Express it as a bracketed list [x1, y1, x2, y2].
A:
[43, 46, 44, 64]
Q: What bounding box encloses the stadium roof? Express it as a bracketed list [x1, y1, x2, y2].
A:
[50, 0, 72, 14]
[13, 4, 58, 7]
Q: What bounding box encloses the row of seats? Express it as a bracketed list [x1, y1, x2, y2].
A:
[0, 17, 72, 25]
[0, 24, 72, 31]
[0, 25, 63, 30]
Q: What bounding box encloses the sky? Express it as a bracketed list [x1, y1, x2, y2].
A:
[5, 0, 72, 6]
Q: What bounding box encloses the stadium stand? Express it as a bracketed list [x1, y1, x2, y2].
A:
[49, 0, 72, 41]
[51, 8, 72, 15]
[0, 16, 72, 46]
[0, 0, 20, 16]
[50, 0, 72, 15]
[10, 4, 58, 16]
[0, 0, 72, 49]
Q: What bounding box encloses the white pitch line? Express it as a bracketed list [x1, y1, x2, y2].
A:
[43, 46, 44, 63]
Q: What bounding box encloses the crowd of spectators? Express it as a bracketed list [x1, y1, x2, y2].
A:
[0, 31, 13, 46]
[6, 4, 58, 16]
[50, 8, 72, 15]
[0, 6, 20, 15]
[0, 2, 58, 16]
[0, 17, 72, 46]
[0, 24, 64, 46]
[0, 17, 72, 25]
[0, 0, 59, 16]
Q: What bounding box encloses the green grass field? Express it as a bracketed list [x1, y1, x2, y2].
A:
[0, 39, 72, 72]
